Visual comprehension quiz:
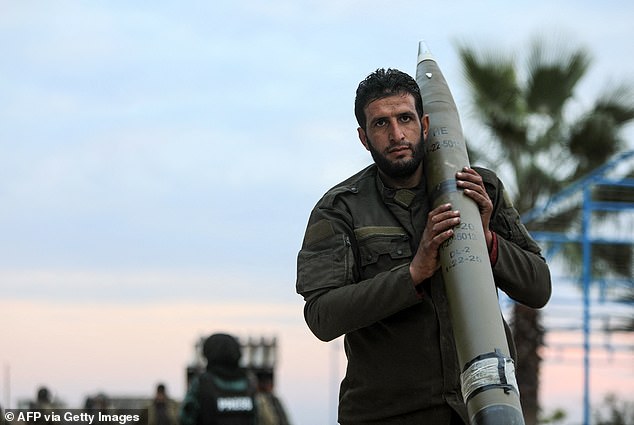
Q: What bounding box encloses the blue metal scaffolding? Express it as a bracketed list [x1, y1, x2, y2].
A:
[522, 150, 634, 425]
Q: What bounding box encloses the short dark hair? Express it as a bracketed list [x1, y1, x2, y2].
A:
[354, 68, 424, 130]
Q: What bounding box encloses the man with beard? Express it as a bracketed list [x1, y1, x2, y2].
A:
[295, 68, 551, 424]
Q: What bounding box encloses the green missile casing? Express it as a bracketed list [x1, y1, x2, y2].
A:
[415, 41, 525, 425]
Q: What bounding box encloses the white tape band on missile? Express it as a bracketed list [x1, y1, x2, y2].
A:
[460, 349, 520, 403]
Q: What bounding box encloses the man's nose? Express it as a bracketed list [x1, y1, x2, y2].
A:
[389, 121, 406, 141]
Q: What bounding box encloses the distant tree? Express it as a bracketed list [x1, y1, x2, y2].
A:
[539, 408, 566, 424]
[594, 394, 634, 425]
[457, 35, 634, 425]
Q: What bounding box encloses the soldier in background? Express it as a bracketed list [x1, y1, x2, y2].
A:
[28, 387, 55, 425]
[29, 387, 54, 410]
[254, 371, 290, 425]
[142, 384, 179, 425]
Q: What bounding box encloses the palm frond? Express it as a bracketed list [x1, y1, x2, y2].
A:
[525, 37, 591, 117]
[594, 83, 634, 125]
[567, 86, 634, 178]
[457, 44, 527, 147]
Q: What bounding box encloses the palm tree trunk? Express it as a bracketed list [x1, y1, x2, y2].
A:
[512, 304, 544, 425]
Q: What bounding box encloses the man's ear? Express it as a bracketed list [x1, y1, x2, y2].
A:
[421, 114, 430, 139]
[358, 127, 370, 151]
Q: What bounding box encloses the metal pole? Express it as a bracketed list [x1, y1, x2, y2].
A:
[3, 363, 9, 409]
[582, 185, 591, 425]
[330, 339, 340, 425]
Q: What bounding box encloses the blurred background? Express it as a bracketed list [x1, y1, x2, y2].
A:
[1, 1, 632, 424]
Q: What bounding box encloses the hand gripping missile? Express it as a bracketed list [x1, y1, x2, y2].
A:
[415, 41, 525, 425]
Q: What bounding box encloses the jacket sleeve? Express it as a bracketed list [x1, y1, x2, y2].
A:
[296, 200, 421, 342]
[478, 168, 552, 309]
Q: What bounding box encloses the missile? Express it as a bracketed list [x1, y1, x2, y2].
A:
[415, 41, 525, 425]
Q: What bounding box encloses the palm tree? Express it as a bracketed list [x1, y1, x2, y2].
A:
[456, 36, 634, 425]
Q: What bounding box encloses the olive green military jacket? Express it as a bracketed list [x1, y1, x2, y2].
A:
[296, 164, 551, 424]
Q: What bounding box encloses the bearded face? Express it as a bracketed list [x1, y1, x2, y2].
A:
[365, 129, 425, 179]
[358, 93, 428, 184]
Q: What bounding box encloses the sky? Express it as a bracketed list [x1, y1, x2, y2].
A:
[1, 1, 633, 424]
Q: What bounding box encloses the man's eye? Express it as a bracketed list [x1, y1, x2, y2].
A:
[375, 119, 387, 127]
[400, 115, 412, 123]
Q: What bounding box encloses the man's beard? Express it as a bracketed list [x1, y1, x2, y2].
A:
[366, 133, 425, 179]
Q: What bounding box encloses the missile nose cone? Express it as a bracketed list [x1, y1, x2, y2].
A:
[417, 40, 435, 63]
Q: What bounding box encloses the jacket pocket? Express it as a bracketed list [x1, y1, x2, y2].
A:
[297, 233, 352, 294]
[355, 226, 411, 279]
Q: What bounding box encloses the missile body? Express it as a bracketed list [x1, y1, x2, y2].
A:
[415, 41, 525, 425]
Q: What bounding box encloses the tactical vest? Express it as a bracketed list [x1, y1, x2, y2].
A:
[197, 372, 256, 425]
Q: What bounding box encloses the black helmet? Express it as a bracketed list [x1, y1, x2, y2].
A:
[202, 333, 242, 367]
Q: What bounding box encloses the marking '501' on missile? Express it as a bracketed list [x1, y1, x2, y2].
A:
[415, 41, 526, 425]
